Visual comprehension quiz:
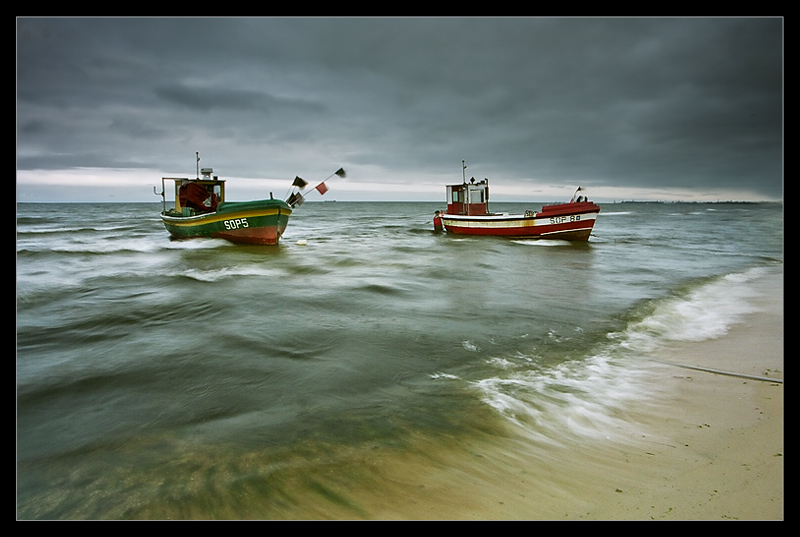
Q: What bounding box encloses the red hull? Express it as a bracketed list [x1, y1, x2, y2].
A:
[210, 226, 284, 245]
[437, 202, 600, 241]
[434, 165, 600, 241]
[442, 221, 595, 240]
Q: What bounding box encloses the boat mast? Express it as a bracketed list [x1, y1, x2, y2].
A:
[462, 160, 467, 215]
[196, 152, 200, 179]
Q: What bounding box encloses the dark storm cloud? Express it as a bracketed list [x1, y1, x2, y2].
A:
[16, 17, 783, 201]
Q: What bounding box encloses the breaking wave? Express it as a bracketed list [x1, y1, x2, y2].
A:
[471, 266, 774, 445]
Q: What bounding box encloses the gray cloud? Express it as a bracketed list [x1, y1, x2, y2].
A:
[16, 17, 783, 201]
[153, 83, 325, 114]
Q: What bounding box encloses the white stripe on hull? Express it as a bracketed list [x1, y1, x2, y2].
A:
[441, 212, 597, 229]
[439, 210, 598, 240]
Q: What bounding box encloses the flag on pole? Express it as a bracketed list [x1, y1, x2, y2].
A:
[315, 182, 329, 195]
[292, 176, 308, 188]
[287, 192, 304, 208]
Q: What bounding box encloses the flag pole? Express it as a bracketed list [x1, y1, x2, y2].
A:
[285, 176, 308, 202]
[305, 168, 346, 196]
[286, 168, 346, 207]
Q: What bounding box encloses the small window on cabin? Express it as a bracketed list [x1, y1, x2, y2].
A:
[469, 188, 484, 204]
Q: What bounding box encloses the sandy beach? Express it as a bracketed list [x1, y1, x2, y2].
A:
[329, 268, 784, 520]
[560, 269, 784, 521]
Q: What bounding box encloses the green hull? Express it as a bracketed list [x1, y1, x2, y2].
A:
[161, 199, 292, 245]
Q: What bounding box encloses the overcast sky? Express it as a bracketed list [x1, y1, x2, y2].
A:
[17, 17, 783, 203]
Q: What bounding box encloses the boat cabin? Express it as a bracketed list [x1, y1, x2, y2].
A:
[446, 177, 489, 216]
[160, 168, 226, 216]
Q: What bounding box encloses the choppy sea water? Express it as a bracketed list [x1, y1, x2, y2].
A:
[17, 200, 783, 519]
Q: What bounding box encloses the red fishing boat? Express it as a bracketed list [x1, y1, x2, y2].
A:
[433, 161, 600, 241]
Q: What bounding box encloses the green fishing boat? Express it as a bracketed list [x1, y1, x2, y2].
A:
[156, 167, 291, 245]
[155, 154, 345, 245]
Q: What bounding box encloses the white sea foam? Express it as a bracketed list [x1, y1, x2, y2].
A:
[472, 267, 772, 444]
[461, 340, 481, 352]
[473, 351, 656, 445]
[614, 267, 766, 353]
[43, 237, 160, 254]
[180, 265, 281, 282]
[41, 235, 232, 254]
[163, 237, 231, 250]
[511, 239, 572, 247]
[430, 372, 460, 380]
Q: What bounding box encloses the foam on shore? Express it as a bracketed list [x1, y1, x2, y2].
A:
[352, 266, 784, 520]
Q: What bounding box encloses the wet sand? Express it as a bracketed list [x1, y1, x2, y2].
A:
[234, 269, 783, 521]
[348, 269, 784, 520]
[563, 269, 784, 521]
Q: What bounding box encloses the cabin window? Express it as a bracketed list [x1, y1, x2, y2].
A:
[469, 189, 484, 204]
